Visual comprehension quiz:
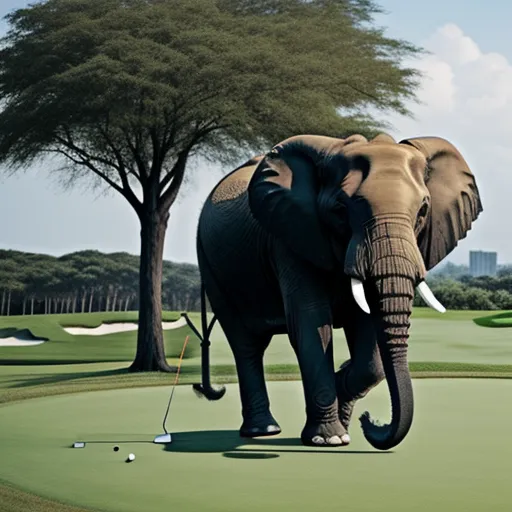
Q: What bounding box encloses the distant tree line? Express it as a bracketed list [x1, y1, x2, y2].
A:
[0, 250, 202, 316]
[414, 262, 512, 311]
[2, 251, 511, 316]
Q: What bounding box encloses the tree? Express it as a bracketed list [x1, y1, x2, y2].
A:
[0, 0, 422, 371]
[429, 261, 470, 279]
[0, 248, 203, 316]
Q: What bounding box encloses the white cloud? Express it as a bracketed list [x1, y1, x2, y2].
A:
[414, 56, 457, 113]
[424, 23, 481, 66]
[385, 23, 512, 265]
[2, 22, 510, 267]
[169, 24, 512, 265]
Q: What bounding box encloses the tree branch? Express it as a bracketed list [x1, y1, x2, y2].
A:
[97, 126, 142, 210]
[122, 128, 149, 185]
[57, 132, 120, 171]
[157, 149, 188, 214]
[52, 148, 124, 195]
[149, 126, 163, 181]
[54, 135, 142, 214]
[158, 124, 226, 213]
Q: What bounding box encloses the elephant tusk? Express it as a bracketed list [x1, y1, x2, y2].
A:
[351, 278, 370, 315]
[416, 281, 446, 313]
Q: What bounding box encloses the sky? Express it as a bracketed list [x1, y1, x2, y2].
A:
[1, 1, 512, 266]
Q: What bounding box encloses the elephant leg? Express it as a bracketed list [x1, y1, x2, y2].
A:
[215, 312, 281, 437]
[336, 306, 385, 431]
[277, 253, 348, 446]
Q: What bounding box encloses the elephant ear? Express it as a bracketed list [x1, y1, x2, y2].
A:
[247, 147, 348, 271]
[400, 136, 483, 270]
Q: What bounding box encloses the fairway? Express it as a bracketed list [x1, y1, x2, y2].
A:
[2, 309, 512, 367]
[205, 309, 512, 366]
[0, 312, 199, 364]
[2, 309, 512, 511]
[1, 380, 512, 512]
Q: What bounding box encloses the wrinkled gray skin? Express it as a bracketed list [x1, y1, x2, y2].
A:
[197, 133, 482, 450]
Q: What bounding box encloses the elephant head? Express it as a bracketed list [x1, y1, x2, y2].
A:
[247, 133, 483, 450]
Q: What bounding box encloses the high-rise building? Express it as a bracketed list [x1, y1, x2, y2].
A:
[469, 251, 497, 276]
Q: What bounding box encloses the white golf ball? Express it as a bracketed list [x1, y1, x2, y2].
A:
[127, 453, 135, 462]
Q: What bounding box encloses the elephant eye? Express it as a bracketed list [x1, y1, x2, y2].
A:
[415, 202, 429, 232]
[418, 202, 429, 218]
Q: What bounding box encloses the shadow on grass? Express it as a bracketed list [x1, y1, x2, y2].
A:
[0, 358, 133, 366]
[0, 328, 49, 341]
[162, 430, 389, 457]
[9, 367, 133, 388]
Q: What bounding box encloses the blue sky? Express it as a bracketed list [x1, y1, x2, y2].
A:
[1, 1, 511, 266]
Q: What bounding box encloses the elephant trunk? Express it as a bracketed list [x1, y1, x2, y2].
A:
[360, 258, 416, 450]
[345, 220, 428, 450]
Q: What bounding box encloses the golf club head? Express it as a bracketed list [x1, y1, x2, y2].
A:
[153, 433, 172, 444]
[192, 383, 226, 400]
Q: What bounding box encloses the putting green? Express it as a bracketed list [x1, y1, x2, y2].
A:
[1, 380, 511, 512]
[474, 311, 512, 328]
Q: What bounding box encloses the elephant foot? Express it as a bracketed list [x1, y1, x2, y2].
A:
[301, 420, 350, 447]
[240, 414, 282, 438]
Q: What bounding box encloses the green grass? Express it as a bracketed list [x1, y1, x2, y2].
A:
[1, 306, 512, 405]
[2, 361, 512, 406]
[1, 307, 510, 365]
[0, 311, 199, 364]
[2, 307, 512, 511]
[473, 310, 512, 327]
[2, 380, 512, 512]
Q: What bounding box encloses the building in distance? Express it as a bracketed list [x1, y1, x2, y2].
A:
[469, 250, 497, 277]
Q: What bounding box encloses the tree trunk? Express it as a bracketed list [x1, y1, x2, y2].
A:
[30, 297, 35, 315]
[106, 291, 111, 312]
[72, 295, 77, 313]
[7, 290, 11, 316]
[44, 296, 48, 315]
[130, 210, 176, 372]
[112, 288, 118, 312]
[81, 293, 86, 313]
[1, 289, 5, 316]
[88, 289, 94, 313]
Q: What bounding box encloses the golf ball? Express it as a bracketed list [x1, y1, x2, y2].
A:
[127, 453, 135, 462]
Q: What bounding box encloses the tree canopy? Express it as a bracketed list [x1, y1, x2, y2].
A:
[0, 0, 421, 179]
[0, 0, 423, 370]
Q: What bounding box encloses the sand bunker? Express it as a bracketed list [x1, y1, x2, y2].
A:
[0, 328, 48, 347]
[63, 316, 188, 336]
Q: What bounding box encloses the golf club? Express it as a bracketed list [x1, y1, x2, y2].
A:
[153, 335, 190, 444]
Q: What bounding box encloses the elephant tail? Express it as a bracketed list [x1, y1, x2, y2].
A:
[182, 281, 226, 401]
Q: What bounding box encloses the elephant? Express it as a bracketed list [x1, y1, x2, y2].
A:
[194, 132, 483, 451]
